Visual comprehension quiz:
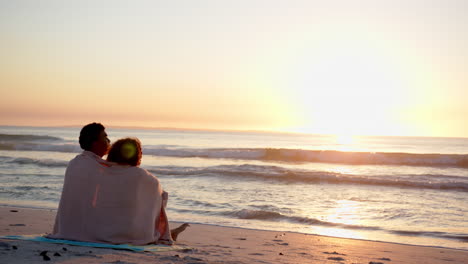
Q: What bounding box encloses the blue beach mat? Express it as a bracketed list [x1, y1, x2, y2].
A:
[0, 235, 190, 252]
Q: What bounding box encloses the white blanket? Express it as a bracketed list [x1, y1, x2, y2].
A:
[48, 151, 172, 245]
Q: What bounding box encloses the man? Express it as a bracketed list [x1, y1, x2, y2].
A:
[48, 123, 174, 245]
[48, 123, 111, 242]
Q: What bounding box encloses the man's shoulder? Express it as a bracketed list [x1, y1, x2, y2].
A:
[69, 152, 89, 163]
[68, 153, 84, 165]
[67, 151, 103, 169]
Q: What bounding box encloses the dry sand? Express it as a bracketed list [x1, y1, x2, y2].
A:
[1, 206, 467, 263]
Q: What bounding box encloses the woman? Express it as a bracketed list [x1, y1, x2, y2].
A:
[107, 138, 188, 243]
[107, 137, 143, 167]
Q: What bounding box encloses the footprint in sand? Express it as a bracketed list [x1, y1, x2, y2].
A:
[0, 242, 10, 248]
[183, 256, 204, 261]
[214, 245, 231, 249]
[377, 257, 391, 261]
[327, 257, 345, 261]
[195, 250, 211, 255]
[72, 252, 103, 259]
[274, 233, 286, 238]
[323, 251, 346, 256]
[106, 261, 136, 264]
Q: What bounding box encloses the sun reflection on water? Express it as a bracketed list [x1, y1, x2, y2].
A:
[310, 199, 367, 240]
[334, 134, 357, 152]
[325, 200, 360, 225]
[335, 134, 355, 146]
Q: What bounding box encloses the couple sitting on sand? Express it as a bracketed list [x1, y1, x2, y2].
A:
[48, 123, 188, 245]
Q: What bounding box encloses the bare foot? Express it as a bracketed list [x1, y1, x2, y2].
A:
[171, 223, 190, 241]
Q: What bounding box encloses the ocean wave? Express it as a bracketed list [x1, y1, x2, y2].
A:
[150, 164, 468, 192]
[14, 185, 51, 191]
[0, 134, 62, 142]
[143, 147, 468, 168]
[172, 205, 468, 243]
[177, 207, 464, 243]
[221, 209, 468, 242]
[2, 154, 467, 192]
[390, 230, 468, 242]
[173, 197, 232, 209]
[0, 143, 80, 153]
[225, 209, 380, 230]
[2, 140, 468, 169]
[2, 157, 69, 168]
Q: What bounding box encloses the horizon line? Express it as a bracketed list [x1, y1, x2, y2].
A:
[0, 123, 467, 140]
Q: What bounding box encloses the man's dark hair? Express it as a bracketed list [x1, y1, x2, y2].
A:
[79, 123, 105, 151]
[107, 138, 142, 166]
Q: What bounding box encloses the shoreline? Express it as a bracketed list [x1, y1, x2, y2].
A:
[1, 204, 466, 253]
[1, 206, 468, 263]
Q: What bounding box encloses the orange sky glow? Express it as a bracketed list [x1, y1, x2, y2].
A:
[1, 1, 467, 137]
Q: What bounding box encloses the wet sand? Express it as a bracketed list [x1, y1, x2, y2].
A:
[1, 206, 467, 263]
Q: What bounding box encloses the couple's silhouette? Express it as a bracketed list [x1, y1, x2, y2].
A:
[48, 123, 188, 245]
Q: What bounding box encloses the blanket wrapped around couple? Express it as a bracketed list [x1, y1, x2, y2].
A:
[48, 151, 172, 245]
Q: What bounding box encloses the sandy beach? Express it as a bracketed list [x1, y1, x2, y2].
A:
[0, 206, 466, 263]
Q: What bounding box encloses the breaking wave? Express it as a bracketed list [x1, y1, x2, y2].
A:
[143, 147, 468, 168]
[0, 156, 69, 167]
[150, 164, 468, 192]
[226, 209, 380, 229]
[0, 143, 80, 153]
[216, 209, 468, 242]
[0, 134, 62, 141]
[2, 133, 468, 169]
[2, 154, 467, 192]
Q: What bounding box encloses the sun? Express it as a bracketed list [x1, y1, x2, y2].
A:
[283, 41, 410, 136]
[335, 134, 354, 146]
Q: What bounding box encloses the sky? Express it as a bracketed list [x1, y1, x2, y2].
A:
[1, 0, 467, 137]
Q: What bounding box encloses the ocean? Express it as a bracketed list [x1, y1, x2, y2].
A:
[0, 126, 467, 250]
